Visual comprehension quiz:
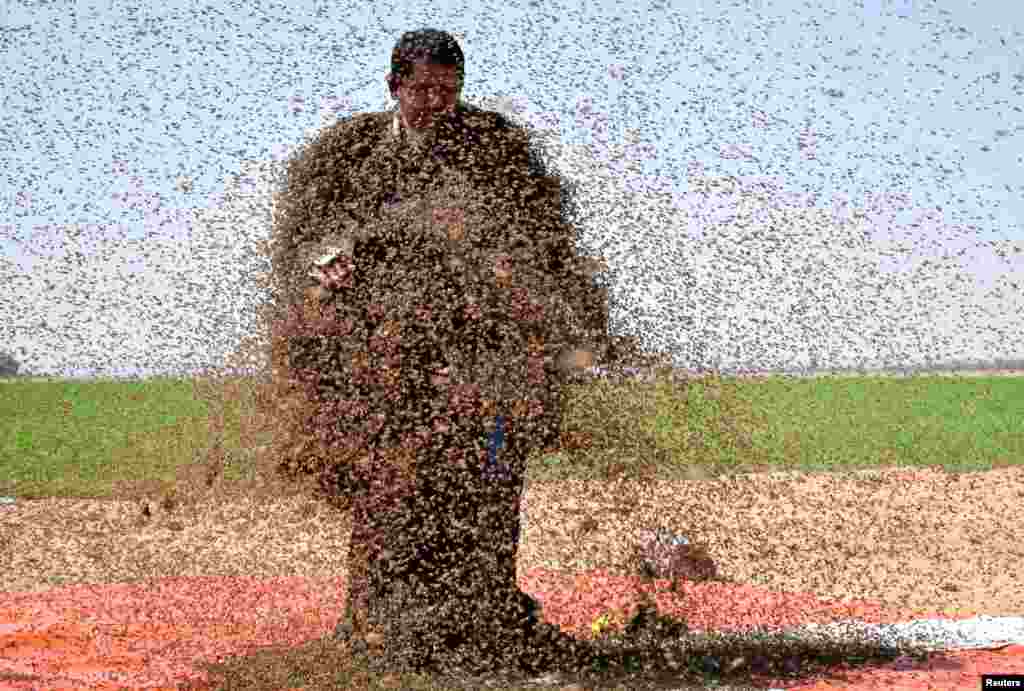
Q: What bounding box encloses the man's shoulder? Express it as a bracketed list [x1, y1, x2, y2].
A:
[454, 103, 551, 177]
[456, 102, 513, 127]
[317, 110, 392, 145]
[281, 112, 392, 187]
[455, 103, 531, 142]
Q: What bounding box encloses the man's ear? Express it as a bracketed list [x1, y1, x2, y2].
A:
[386, 72, 399, 98]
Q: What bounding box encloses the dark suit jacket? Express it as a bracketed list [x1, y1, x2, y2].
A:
[268, 101, 610, 362]
[264, 101, 624, 499]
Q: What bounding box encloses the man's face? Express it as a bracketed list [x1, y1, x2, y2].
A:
[391, 61, 461, 132]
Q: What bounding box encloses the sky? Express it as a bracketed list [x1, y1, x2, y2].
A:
[1, 0, 1022, 381]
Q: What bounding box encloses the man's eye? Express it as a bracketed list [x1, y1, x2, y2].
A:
[411, 86, 453, 97]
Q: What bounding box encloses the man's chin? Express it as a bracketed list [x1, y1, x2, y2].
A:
[415, 110, 454, 127]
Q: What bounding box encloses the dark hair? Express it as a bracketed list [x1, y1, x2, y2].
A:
[388, 28, 465, 96]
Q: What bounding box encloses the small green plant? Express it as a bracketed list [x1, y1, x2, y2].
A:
[590, 607, 629, 638]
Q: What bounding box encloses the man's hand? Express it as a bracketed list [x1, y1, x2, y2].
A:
[309, 248, 355, 293]
[554, 347, 596, 373]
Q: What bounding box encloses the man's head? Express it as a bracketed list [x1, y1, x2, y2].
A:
[386, 28, 464, 132]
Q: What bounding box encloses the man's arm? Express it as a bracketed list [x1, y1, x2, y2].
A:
[452, 112, 613, 360]
[498, 147, 614, 364]
[269, 113, 383, 305]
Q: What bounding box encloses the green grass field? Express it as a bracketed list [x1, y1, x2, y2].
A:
[1, 368, 1022, 690]
[2, 368, 1020, 502]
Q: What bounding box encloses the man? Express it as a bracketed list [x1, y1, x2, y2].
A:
[267, 28, 616, 677]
